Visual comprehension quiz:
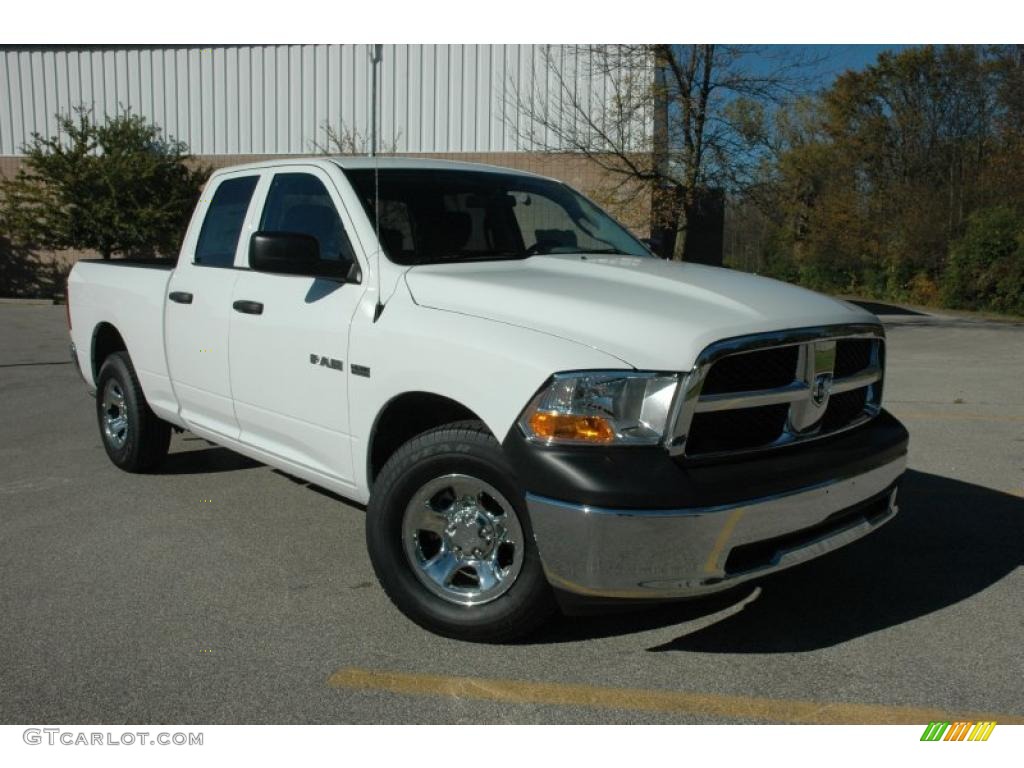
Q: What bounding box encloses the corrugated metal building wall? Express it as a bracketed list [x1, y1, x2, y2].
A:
[0, 45, 650, 157]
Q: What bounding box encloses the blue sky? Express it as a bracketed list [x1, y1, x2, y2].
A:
[774, 44, 913, 87]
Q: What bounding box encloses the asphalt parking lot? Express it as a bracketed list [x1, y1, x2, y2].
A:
[0, 302, 1021, 724]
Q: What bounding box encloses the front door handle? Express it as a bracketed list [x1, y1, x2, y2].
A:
[168, 291, 193, 304]
[232, 300, 264, 315]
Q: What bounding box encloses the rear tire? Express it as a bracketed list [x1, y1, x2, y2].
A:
[95, 351, 171, 472]
[367, 420, 556, 642]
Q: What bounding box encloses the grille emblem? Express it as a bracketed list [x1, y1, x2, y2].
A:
[789, 339, 837, 432]
[811, 372, 833, 407]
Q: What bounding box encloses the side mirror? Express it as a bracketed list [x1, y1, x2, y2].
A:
[250, 231, 320, 274]
[249, 231, 357, 281]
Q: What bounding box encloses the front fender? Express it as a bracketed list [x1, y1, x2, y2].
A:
[346, 285, 627, 500]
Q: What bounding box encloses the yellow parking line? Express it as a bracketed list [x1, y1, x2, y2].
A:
[326, 667, 1024, 724]
[703, 508, 745, 574]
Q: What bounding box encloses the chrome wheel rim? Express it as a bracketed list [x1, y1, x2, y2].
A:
[402, 473, 525, 606]
[101, 379, 129, 449]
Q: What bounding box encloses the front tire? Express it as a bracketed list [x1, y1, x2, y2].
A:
[95, 351, 171, 472]
[366, 421, 556, 642]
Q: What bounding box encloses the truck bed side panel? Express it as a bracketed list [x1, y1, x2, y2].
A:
[68, 261, 181, 424]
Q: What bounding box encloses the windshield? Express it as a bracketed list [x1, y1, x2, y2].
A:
[344, 168, 652, 265]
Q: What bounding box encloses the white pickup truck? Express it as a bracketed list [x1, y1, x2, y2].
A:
[68, 157, 909, 641]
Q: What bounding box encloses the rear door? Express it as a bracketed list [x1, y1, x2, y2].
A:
[228, 166, 366, 483]
[165, 171, 259, 439]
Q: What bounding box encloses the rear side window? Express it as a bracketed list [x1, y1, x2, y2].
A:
[194, 176, 259, 267]
[259, 173, 355, 266]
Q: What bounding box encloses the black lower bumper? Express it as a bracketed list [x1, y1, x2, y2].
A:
[502, 409, 909, 510]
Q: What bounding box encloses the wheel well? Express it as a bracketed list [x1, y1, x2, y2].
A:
[369, 392, 485, 485]
[91, 323, 127, 381]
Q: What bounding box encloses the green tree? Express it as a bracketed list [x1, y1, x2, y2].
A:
[0, 107, 209, 259]
[732, 45, 1024, 313]
[944, 206, 1024, 314]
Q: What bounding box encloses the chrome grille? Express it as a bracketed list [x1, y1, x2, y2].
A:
[700, 345, 800, 395]
[666, 324, 885, 458]
[833, 339, 874, 378]
[822, 387, 869, 432]
[686, 403, 791, 455]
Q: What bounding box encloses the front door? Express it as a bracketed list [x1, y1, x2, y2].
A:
[228, 167, 366, 484]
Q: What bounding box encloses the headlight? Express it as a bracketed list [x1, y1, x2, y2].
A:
[519, 371, 680, 446]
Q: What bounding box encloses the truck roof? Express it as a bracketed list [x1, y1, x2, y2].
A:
[208, 155, 548, 180]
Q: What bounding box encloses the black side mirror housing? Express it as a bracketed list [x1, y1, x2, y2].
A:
[250, 231, 320, 274]
[249, 231, 359, 281]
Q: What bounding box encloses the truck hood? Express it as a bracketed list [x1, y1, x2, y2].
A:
[403, 254, 879, 370]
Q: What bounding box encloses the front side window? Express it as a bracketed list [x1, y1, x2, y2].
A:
[344, 169, 651, 266]
[259, 173, 355, 267]
[194, 175, 259, 267]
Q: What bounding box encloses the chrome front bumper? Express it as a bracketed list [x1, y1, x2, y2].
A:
[526, 454, 905, 599]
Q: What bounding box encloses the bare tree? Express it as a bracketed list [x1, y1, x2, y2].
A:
[507, 45, 815, 260]
[310, 121, 400, 155]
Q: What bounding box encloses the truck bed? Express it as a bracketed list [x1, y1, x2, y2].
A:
[68, 259, 179, 420]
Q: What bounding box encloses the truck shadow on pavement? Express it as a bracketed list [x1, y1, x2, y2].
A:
[529, 470, 1023, 650]
[157, 438, 363, 505]
[158, 440, 263, 474]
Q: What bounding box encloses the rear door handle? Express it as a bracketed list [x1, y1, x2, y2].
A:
[232, 300, 264, 315]
[168, 291, 193, 304]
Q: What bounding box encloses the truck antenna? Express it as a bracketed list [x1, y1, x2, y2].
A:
[370, 44, 384, 323]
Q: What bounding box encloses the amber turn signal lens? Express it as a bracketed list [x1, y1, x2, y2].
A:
[528, 411, 615, 443]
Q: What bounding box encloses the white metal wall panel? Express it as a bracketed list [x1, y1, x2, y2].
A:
[0, 45, 650, 156]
